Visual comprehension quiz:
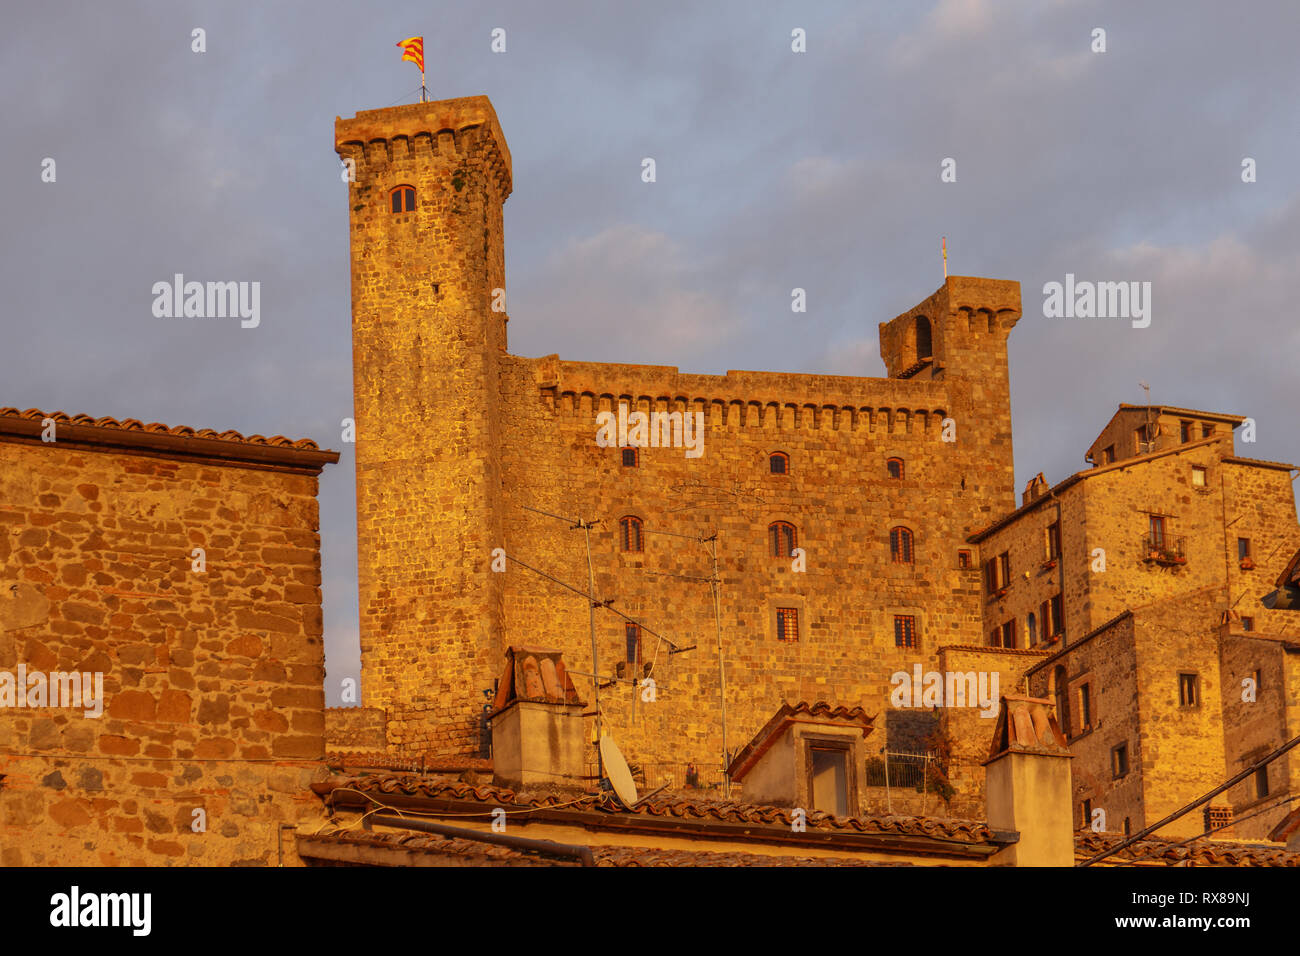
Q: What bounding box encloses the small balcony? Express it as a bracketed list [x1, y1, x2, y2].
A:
[1142, 534, 1186, 567]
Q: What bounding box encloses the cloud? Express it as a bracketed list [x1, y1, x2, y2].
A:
[513, 225, 743, 363]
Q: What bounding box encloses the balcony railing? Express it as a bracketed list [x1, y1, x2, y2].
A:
[1142, 533, 1186, 566]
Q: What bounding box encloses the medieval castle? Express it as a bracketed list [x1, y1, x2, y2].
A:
[1, 92, 1297, 866]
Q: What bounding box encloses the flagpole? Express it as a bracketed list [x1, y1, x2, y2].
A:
[421, 70, 426, 102]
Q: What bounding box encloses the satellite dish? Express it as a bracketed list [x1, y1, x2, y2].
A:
[599, 732, 638, 809]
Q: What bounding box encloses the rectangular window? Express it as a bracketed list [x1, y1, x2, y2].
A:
[1045, 521, 1062, 561]
[1202, 423, 1215, 439]
[621, 447, 638, 467]
[776, 607, 799, 643]
[1179, 672, 1199, 708]
[1192, 465, 1207, 488]
[894, 614, 917, 649]
[1253, 668, 1262, 693]
[1078, 683, 1092, 729]
[1102, 445, 1115, 464]
[1149, 514, 1167, 549]
[1180, 420, 1192, 443]
[1255, 766, 1269, 799]
[1082, 799, 1093, 829]
[1135, 424, 1153, 453]
[809, 745, 850, 817]
[958, 549, 971, 569]
[624, 623, 641, 663]
[1240, 616, 1254, 632]
[1112, 742, 1129, 778]
[985, 552, 1010, 591]
[1041, 594, 1064, 639]
[1238, 537, 1251, 560]
[1000, 620, 1016, 649]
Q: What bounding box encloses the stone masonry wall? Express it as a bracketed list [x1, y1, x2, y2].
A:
[338, 99, 510, 760]
[1028, 614, 1143, 836]
[494, 305, 1017, 791]
[0, 436, 329, 866]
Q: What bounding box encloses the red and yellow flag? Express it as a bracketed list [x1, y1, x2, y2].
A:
[396, 36, 424, 74]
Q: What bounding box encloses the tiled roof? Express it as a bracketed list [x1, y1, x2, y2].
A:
[315, 773, 996, 846]
[1222, 455, 1300, 472]
[1076, 832, 1300, 867]
[0, 407, 327, 450]
[297, 829, 561, 867]
[297, 827, 903, 867]
[727, 700, 874, 781]
[592, 846, 898, 867]
[969, 436, 1221, 543]
[1114, 404, 1245, 424]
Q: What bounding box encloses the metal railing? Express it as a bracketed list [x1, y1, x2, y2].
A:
[1142, 533, 1185, 563]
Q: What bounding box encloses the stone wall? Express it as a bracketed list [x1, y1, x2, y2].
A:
[0, 418, 335, 865]
[337, 99, 1028, 796]
[324, 706, 388, 752]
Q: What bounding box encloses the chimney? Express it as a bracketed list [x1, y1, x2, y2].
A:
[1022, 472, 1048, 506]
[983, 694, 1074, 866]
[489, 646, 587, 789]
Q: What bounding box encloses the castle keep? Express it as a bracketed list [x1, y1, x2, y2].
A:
[336, 95, 1025, 799]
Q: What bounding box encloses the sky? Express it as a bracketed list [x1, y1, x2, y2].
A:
[4, 0, 1298, 705]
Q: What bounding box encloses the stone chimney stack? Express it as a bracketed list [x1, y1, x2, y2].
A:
[489, 646, 587, 789]
[983, 694, 1075, 866]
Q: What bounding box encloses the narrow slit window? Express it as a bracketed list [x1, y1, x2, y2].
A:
[890, 527, 914, 564]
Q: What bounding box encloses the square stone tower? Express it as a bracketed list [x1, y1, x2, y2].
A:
[335, 97, 512, 756]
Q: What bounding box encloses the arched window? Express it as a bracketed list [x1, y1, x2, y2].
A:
[769, 451, 789, 475]
[1027, 612, 1038, 646]
[769, 521, 797, 558]
[390, 185, 416, 213]
[619, 515, 643, 553]
[887, 457, 904, 479]
[889, 526, 913, 564]
[916, 316, 932, 359]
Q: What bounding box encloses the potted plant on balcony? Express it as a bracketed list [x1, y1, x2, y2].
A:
[1240, 557, 1255, 570]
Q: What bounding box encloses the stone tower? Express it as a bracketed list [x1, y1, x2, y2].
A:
[878, 275, 1022, 515]
[336, 97, 512, 757]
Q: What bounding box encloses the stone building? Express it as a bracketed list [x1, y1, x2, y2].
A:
[333, 95, 1025, 805]
[0, 409, 337, 865]
[970, 405, 1300, 839]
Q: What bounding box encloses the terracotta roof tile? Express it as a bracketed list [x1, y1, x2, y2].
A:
[0, 406, 329, 451]
[297, 829, 558, 866]
[298, 828, 903, 867]
[1076, 832, 1300, 867]
[317, 773, 995, 845]
[727, 700, 875, 781]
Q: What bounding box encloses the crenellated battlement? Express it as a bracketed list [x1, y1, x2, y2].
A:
[335, 96, 512, 199]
